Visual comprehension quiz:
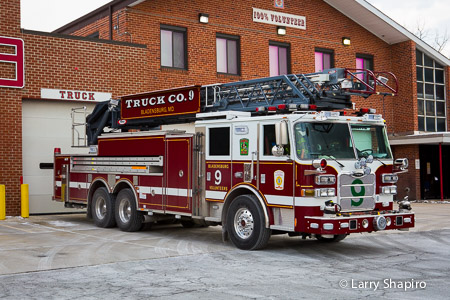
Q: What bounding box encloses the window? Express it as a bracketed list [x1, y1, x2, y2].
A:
[269, 42, 290, 76]
[209, 127, 230, 156]
[416, 50, 446, 132]
[356, 54, 374, 81]
[160, 25, 187, 69]
[356, 54, 373, 70]
[263, 125, 277, 155]
[262, 124, 290, 156]
[315, 48, 334, 72]
[216, 34, 240, 75]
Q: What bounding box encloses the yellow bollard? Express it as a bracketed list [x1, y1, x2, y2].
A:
[0, 185, 5, 220]
[21, 184, 29, 218]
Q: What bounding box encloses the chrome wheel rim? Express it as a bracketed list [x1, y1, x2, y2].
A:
[119, 198, 132, 223]
[95, 197, 107, 220]
[234, 207, 254, 239]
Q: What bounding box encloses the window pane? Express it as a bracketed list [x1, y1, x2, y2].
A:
[418, 100, 424, 115]
[416, 67, 423, 81]
[437, 118, 446, 132]
[278, 47, 288, 75]
[356, 57, 364, 69]
[426, 117, 435, 131]
[356, 58, 364, 80]
[416, 50, 423, 65]
[315, 52, 323, 72]
[227, 40, 238, 74]
[436, 102, 445, 117]
[426, 101, 435, 116]
[363, 58, 372, 70]
[435, 69, 444, 83]
[425, 84, 434, 99]
[436, 85, 445, 100]
[435, 61, 444, 69]
[417, 83, 424, 98]
[424, 68, 433, 82]
[161, 30, 173, 67]
[209, 127, 230, 156]
[323, 53, 331, 70]
[216, 38, 227, 73]
[270, 46, 279, 76]
[424, 54, 433, 67]
[173, 31, 185, 68]
[418, 116, 425, 131]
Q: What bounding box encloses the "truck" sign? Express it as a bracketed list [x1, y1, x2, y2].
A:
[120, 86, 201, 120]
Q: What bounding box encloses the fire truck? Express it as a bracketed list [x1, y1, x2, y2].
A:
[53, 68, 414, 250]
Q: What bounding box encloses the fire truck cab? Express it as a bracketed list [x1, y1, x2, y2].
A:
[54, 68, 414, 250]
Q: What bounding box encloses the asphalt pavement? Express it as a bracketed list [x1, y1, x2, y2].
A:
[0, 203, 449, 299]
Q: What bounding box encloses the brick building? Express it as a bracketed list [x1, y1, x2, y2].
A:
[0, 0, 449, 215]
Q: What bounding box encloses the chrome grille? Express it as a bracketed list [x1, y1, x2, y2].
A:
[339, 174, 375, 211]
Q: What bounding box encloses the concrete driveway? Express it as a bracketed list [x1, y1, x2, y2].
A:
[0, 203, 449, 299]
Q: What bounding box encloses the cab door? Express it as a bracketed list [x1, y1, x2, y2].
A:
[258, 122, 295, 207]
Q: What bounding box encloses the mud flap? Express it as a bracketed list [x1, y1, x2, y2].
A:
[222, 226, 229, 242]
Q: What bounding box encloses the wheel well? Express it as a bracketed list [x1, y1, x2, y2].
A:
[113, 180, 139, 207]
[87, 180, 109, 218]
[221, 187, 271, 228]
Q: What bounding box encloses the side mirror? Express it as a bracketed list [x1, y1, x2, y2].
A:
[275, 121, 288, 146]
[394, 158, 408, 173]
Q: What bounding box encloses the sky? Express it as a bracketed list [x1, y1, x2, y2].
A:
[20, 0, 450, 58]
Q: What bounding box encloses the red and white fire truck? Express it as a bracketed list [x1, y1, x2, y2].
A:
[53, 68, 414, 250]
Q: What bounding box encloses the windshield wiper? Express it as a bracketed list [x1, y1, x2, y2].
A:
[373, 156, 386, 167]
[319, 154, 345, 168]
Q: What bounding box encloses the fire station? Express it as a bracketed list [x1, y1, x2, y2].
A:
[0, 0, 449, 216]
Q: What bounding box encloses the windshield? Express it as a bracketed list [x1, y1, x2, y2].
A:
[294, 123, 355, 159]
[351, 124, 392, 159]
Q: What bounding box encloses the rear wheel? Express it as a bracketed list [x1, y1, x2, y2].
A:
[115, 189, 144, 231]
[115, 189, 144, 232]
[92, 187, 116, 228]
[315, 234, 347, 242]
[226, 195, 271, 250]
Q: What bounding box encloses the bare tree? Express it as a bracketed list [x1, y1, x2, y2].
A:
[414, 19, 429, 40]
[409, 19, 449, 57]
[434, 28, 449, 53]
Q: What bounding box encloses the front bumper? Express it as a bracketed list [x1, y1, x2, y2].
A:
[304, 211, 415, 235]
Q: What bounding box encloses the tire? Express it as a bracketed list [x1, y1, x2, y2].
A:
[115, 188, 144, 232]
[315, 234, 347, 243]
[226, 195, 271, 250]
[92, 187, 116, 228]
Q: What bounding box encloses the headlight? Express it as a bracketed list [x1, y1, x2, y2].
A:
[382, 174, 399, 183]
[381, 186, 397, 195]
[315, 175, 336, 185]
[315, 188, 336, 197]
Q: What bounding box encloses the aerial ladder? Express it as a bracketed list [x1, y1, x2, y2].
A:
[84, 68, 398, 145]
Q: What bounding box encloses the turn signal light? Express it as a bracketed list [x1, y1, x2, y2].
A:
[301, 189, 316, 197]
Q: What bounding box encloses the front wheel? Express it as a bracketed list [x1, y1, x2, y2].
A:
[115, 189, 143, 232]
[226, 195, 271, 250]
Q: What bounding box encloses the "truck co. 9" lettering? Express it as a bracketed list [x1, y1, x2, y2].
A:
[125, 90, 194, 109]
